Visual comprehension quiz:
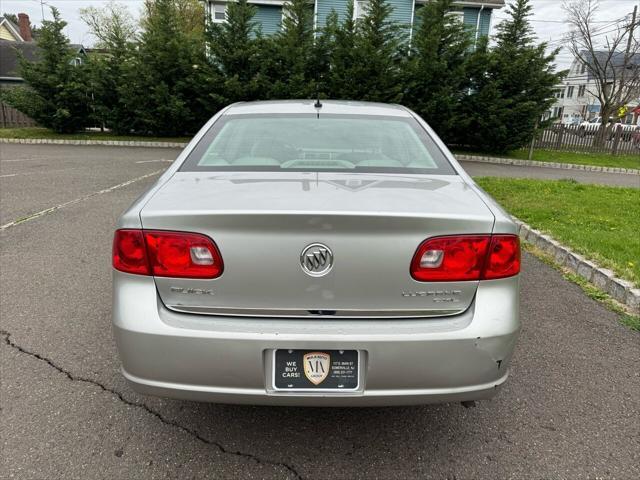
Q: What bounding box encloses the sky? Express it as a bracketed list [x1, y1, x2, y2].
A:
[2, 0, 639, 68]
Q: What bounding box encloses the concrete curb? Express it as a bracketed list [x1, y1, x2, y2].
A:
[1, 138, 638, 175]
[514, 218, 639, 314]
[457, 154, 640, 176]
[0, 138, 188, 148]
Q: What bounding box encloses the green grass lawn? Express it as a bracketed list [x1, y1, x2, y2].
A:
[0, 127, 190, 143]
[476, 177, 640, 287]
[455, 148, 640, 170]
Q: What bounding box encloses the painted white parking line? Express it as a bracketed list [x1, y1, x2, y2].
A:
[0, 169, 164, 231]
[135, 159, 173, 164]
[0, 174, 18, 178]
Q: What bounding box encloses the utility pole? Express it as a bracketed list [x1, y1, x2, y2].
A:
[624, 6, 637, 65]
[617, 5, 637, 125]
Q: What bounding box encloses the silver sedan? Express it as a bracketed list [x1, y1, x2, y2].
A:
[112, 100, 520, 406]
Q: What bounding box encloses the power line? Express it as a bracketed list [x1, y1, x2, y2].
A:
[544, 23, 638, 48]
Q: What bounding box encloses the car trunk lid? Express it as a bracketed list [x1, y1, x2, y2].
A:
[140, 172, 495, 317]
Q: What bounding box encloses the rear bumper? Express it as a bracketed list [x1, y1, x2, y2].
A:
[113, 272, 520, 407]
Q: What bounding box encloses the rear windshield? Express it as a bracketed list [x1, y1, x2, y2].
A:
[180, 114, 455, 174]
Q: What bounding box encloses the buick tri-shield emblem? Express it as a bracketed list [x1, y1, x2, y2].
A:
[300, 243, 333, 277]
[303, 352, 331, 385]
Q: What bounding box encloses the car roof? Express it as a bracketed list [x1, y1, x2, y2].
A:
[224, 100, 413, 117]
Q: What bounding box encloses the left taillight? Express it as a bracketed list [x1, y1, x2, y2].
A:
[113, 229, 150, 275]
[112, 229, 223, 279]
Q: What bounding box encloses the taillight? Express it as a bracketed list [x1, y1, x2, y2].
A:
[112, 229, 223, 279]
[410, 234, 520, 282]
[144, 230, 223, 278]
[113, 229, 150, 275]
[483, 235, 520, 279]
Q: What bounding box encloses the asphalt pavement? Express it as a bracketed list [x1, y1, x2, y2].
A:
[1, 144, 639, 479]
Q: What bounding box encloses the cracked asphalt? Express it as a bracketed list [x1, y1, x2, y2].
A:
[1, 144, 639, 479]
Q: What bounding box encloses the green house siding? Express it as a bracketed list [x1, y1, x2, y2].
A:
[254, 5, 282, 35]
[463, 7, 492, 38]
[478, 8, 491, 37]
[388, 0, 414, 37]
[316, 0, 351, 27]
[242, 2, 493, 38]
[316, 0, 413, 29]
[412, 4, 423, 31]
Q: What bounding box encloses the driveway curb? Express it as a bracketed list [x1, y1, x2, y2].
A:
[514, 219, 639, 313]
[457, 154, 640, 175]
[0, 138, 188, 148]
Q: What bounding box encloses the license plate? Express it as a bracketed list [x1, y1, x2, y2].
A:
[273, 349, 360, 391]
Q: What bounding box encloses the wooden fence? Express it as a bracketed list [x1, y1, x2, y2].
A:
[0, 102, 37, 128]
[532, 123, 640, 156]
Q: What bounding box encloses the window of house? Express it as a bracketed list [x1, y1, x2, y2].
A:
[578, 85, 586, 97]
[211, 2, 227, 23]
[353, 0, 370, 20]
[581, 63, 587, 74]
[567, 86, 574, 98]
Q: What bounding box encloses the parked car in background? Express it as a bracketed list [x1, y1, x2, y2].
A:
[112, 100, 521, 407]
[578, 117, 637, 140]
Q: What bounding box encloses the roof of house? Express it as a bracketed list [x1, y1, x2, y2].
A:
[0, 40, 86, 81]
[580, 50, 640, 81]
[0, 16, 24, 42]
[0, 39, 38, 80]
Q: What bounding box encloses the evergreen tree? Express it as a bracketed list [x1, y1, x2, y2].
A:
[461, 0, 564, 152]
[206, 0, 262, 103]
[328, 0, 405, 102]
[263, 0, 317, 99]
[325, 7, 357, 99]
[404, 0, 472, 143]
[3, 8, 91, 133]
[123, 0, 219, 136]
[80, 3, 138, 133]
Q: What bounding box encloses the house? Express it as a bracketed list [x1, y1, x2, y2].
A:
[203, 0, 504, 39]
[551, 51, 640, 125]
[0, 13, 32, 42]
[0, 13, 86, 87]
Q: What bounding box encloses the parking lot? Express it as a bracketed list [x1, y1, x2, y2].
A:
[1, 144, 639, 479]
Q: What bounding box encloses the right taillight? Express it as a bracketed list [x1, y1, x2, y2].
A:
[112, 229, 223, 279]
[411, 234, 520, 282]
[483, 235, 520, 280]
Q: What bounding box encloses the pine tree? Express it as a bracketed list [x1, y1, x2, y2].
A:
[80, 3, 137, 133]
[405, 0, 473, 143]
[4, 8, 91, 133]
[263, 0, 317, 99]
[122, 0, 219, 136]
[328, 0, 405, 102]
[206, 0, 262, 103]
[461, 0, 564, 152]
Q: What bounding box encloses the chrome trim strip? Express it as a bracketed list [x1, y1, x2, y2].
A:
[164, 305, 465, 319]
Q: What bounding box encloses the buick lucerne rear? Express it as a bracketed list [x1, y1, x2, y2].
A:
[112, 100, 520, 406]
